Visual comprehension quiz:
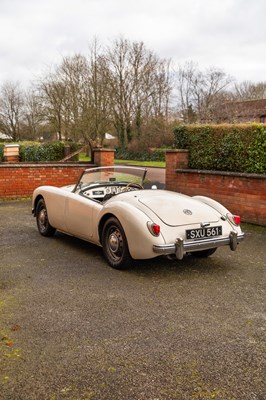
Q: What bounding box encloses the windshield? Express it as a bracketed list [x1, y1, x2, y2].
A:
[74, 166, 147, 191]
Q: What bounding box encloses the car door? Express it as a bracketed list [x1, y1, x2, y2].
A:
[64, 192, 102, 241]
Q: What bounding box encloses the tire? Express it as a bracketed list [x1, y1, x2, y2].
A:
[191, 248, 217, 258]
[36, 198, 56, 237]
[102, 217, 132, 269]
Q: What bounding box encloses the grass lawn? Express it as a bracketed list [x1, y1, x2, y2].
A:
[79, 153, 165, 168]
[79, 153, 91, 162]
[114, 159, 165, 168]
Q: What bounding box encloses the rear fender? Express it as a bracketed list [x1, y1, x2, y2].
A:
[193, 195, 243, 233]
[98, 202, 165, 259]
[193, 195, 230, 217]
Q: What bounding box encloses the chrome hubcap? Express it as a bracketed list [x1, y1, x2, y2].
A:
[39, 209, 46, 225]
[38, 208, 47, 232]
[107, 228, 123, 260]
[109, 232, 119, 252]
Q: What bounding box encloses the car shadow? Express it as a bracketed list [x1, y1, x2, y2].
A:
[48, 231, 234, 278]
[52, 231, 102, 255]
[126, 252, 234, 277]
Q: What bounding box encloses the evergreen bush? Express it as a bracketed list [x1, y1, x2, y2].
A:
[19, 141, 65, 161]
[173, 124, 266, 173]
[0, 141, 81, 162]
[115, 147, 166, 162]
[0, 143, 4, 162]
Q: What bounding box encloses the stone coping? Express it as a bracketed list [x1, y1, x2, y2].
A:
[175, 168, 266, 179]
[0, 162, 96, 168]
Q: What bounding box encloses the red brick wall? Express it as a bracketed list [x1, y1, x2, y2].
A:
[0, 163, 89, 200]
[166, 150, 266, 226]
[1, 150, 265, 226]
[0, 149, 115, 200]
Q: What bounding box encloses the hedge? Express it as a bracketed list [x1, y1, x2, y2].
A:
[115, 147, 166, 162]
[0, 144, 4, 161]
[0, 141, 80, 162]
[173, 124, 266, 174]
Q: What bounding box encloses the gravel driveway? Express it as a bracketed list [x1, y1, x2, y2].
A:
[0, 200, 265, 400]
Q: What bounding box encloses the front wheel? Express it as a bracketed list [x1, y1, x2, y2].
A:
[36, 198, 56, 237]
[191, 248, 217, 258]
[101, 217, 132, 269]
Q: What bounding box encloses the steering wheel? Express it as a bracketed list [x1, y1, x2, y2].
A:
[125, 182, 144, 191]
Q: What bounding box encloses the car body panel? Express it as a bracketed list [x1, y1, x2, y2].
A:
[33, 186, 68, 232]
[97, 195, 166, 259]
[138, 191, 220, 226]
[65, 192, 100, 240]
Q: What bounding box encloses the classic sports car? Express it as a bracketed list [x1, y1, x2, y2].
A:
[32, 166, 245, 269]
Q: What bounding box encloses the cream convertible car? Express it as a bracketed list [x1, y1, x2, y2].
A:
[32, 166, 245, 269]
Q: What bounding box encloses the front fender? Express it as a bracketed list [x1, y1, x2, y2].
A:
[32, 186, 68, 232]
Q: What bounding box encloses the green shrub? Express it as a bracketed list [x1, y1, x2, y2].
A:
[0, 143, 4, 162]
[115, 147, 165, 162]
[173, 125, 191, 149]
[173, 124, 266, 173]
[19, 141, 65, 162]
[0, 141, 82, 162]
[246, 125, 266, 173]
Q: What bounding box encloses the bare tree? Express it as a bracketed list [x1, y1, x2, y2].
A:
[85, 40, 112, 144]
[39, 73, 67, 140]
[175, 61, 198, 123]
[59, 44, 113, 147]
[23, 88, 46, 140]
[39, 46, 112, 146]
[106, 38, 171, 146]
[105, 38, 134, 146]
[37, 38, 171, 147]
[233, 80, 266, 100]
[58, 54, 90, 142]
[0, 81, 24, 140]
[175, 62, 234, 122]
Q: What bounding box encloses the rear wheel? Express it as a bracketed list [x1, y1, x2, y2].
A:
[36, 198, 56, 237]
[191, 248, 217, 258]
[102, 217, 132, 269]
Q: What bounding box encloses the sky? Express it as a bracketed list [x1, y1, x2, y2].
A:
[0, 0, 265, 89]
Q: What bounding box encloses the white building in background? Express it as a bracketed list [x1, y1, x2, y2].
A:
[0, 133, 11, 140]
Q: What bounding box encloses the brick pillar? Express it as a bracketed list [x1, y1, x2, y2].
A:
[165, 149, 189, 191]
[93, 148, 115, 167]
[4, 144, 20, 162]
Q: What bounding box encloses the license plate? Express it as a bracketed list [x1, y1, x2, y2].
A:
[186, 226, 222, 240]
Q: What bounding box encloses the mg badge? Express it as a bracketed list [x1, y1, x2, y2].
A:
[183, 209, 192, 215]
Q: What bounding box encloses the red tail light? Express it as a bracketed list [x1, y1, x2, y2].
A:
[147, 222, 160, 236]
[233, 215, 241, 225]
[152, 224, 160, 235]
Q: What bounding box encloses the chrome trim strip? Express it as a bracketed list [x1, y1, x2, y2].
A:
[153, 232, 245, 256]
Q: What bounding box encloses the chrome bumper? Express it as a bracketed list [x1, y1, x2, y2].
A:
[153, 231, 245, 260]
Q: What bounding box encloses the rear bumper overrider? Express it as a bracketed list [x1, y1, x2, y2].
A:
[153, 231, 245, 260]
